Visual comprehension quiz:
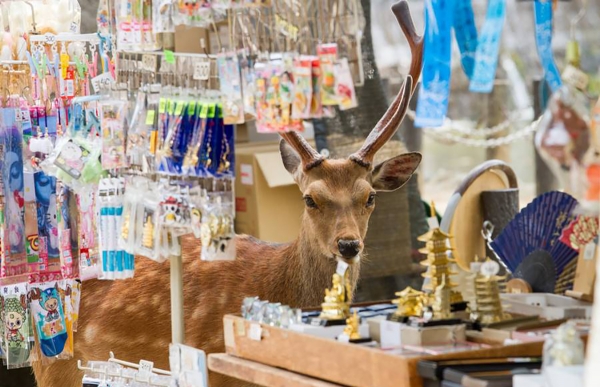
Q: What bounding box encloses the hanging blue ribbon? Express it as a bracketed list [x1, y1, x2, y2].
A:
[415, 0, 455, 128]
[453, 0, 478, 79]
[533, 0, 562, 93]
[469, 0, 506, 93]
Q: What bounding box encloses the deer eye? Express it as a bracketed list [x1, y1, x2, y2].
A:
[366, 193, 377, 207]
[303, 196, 318, 209]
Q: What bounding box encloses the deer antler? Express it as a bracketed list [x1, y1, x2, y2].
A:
[350, 0, 424, 169]
[280, 131, 324, 171]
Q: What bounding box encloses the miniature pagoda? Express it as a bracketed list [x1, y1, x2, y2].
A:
[391, 286, 426, 320]
[473, 259, 508, 324]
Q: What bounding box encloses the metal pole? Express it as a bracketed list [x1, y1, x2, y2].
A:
[170, 241, 184, 344]
[532, 78, 558, 195]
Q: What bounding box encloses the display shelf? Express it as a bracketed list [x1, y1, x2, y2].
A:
[223, 315, 545, 387]
[208, 354, 344, 387]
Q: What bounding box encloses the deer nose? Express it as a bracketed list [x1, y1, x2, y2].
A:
[338, 239, 360, 258]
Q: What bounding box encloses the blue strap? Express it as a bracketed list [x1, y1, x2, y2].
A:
[453, 0, 478, 79]
[533, 0, 562, 93]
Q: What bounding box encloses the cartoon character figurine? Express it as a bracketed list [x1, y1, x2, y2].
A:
[40, 288, 60, 322]
[161, 196, 182, 225]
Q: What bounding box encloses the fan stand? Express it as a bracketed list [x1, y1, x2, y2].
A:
[565, 243, 598, 302]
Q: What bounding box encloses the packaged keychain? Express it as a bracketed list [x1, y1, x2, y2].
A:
[334, 58, 358, 111]
[24, 172, 41, 273]
[317, 44, 338, 106]
[136, 184, 161, 262]
[29, 281, 70, 360]
[99, 100, 128, 170]
[292, 57, 313, 120]
[34, 172, 59, 273]
[217, 52, 245, 125]
[1, 281, 32, 368]
[77, 188, 99, 280]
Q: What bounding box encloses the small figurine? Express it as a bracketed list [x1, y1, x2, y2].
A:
[391, 286, 425, 321]
[319, 273, 349, 322]
[473, 259, 508, 324]
[342, 310, 361, 340]
[543, 321, 585, 368]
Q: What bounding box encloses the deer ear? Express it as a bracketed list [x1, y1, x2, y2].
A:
[279, 139, 302, 175]
[371, 152, 421, 192]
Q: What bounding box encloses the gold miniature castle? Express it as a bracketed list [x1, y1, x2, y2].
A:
[391, 286, 426, 319]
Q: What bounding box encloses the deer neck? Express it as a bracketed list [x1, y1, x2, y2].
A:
[270, 221, 361, 309]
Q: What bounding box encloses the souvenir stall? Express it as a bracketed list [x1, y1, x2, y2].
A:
[0, 0, 599, 387]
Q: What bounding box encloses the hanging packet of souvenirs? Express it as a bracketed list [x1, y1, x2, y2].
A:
[217, 52, 245, 125]
[1, 108, 27, 277]
[311, 58, 323, 118]
[152, 0, 175, 33]
[29, 281, 72, 361]
[173, 0, 213, 27]
[23, 172, 41, 274]
[1, 282, 33, 369]
[239, 52, 257, 118]
[291, 57, 313, 120]
[77, 188, 100, 280]
[99, 100, 128, 170]
[334, 58, 358, 111]
[317, 44, 338, 106]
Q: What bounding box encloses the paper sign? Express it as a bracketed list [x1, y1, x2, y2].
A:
[584, 242, 596, 261]
[337, 334, 350, 343]
[138, 359, 154, 376]
[380, 320, 402, 348]
[44, 33, 57, 45]
[481, 260, 500, 276]
[91, 73, 115, 93]
[141, 54, 158, 72]
[249, 323, 262, 341]
[240, 164, 254, 185]
[193, 61, 211, 81]
[427, 217, 440, 230]
[336, 260, 349, 276]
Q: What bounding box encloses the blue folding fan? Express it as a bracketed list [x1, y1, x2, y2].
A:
[490, 191, 579, 293]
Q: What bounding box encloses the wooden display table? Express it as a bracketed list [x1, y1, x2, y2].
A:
[208, 354, 344, 387]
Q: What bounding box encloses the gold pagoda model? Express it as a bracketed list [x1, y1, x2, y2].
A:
[391, 286, 426, 321]
[419, 228, 459, 298]
[473, 260, 508, 324]
[432, 274, 453, 320]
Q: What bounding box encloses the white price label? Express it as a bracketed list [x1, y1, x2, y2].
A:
[138, 359, 154, 376]
[44, 33, 57, 45]
[14, 110, 22, 122]
[193, 61, 210, 81]
[20, 110, 30, 124]
[480, 260, 500, 276]
[248, 323, 262, 341]
[91, 73, 115, 93]
[562, 65, 589, 90]
[337, 333, 350, 343]
[380, 320, 402, 348]
[141, 54, 158, 72]
[584, 242, 596, 261]
[336, 260, 349, 276]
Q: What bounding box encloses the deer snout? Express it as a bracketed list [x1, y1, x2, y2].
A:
[337, 239, 361, 259]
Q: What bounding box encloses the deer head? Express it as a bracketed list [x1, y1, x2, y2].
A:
[279, 1, 424, 265]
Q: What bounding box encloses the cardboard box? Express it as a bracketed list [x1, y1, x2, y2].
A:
[501, 293, 592, 320]
[234, 141, 305, 243]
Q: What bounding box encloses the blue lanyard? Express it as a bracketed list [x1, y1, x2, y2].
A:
[415, 0, 455, 128]
[533, 0, 562, 93]
[469, 0, 506, 93]
[453, 0, 478, 79]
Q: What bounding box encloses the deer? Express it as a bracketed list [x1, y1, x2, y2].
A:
[32, 2, 423, 386]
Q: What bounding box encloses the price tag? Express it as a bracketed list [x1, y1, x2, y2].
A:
[380, 320, 402, 348]
[164, 50, 176, 65]
[145, 110, 156, 125]
[91, 73, 115, 93]
[44, 33, 57, 45]
[336, 260, 349, 276]
[337, 333, 350, 343]
[248, 323, 262, 341]
[14, 109, 22, 122]
[584, 242, 596, 261]
[562, 65, 589, 91]
[141, 54, 157, 72]
[193, 61, 211, 81]
[138, 359, 154, 376]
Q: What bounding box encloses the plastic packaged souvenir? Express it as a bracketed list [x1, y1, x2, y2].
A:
[334, 58, 358, 111]
[217, 53, 245, 125]
[292, 57, 313, 120]
[317, 44, 338, 106]
[1, 282, 32, 368]
[29, 281, 71, 360]
[99, 100, 128, 170]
